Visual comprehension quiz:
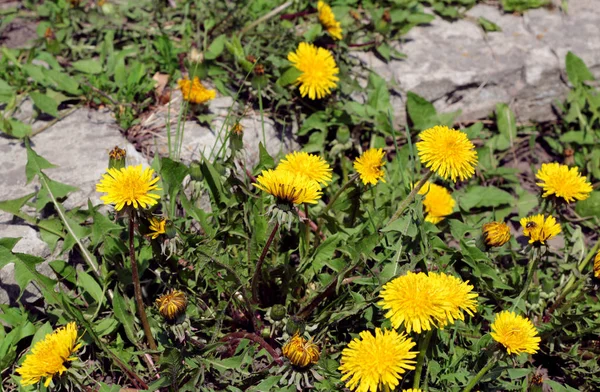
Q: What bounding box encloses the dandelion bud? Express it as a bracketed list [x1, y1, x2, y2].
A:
[482, 222, 511, 247]
[285, 316, 305, 336]
[282, 334, 320, 368]
[165, 220, 177, 239]
[231, 122, 243, 136]
[270, 304, 286, 321]
[254, 64, 265, 76]
[108, 146, 126, 170]
[156, 290, 188, 321]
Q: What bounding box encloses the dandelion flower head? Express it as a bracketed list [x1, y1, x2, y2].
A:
[288, 42, 339, 100]
[354, 148, 386, 186]
[277, 151, 332, 186]
[339, 328, 417, 392]
[318, 1, 343, 40]
[378, 271, 478, 333]
[254, 169, 322, 205]
[96, 164, 161, 211]
[16, 322, 82, 387]
[490, 311, 540, 355]
[418, 182, 455, 224]
[520, 214, 561, 245]
[148, 217, 166, 239]
[483, 221, 511, 247]
[282, 333, 320, 368]
[535, 162, 592, 203]
[156, 289, 188, 320]
[178, 76, 216, 104]
[594, 251, 600, 279]
[416, 125, 478, 182]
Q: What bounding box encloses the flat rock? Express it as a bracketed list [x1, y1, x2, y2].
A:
[353, 0, 600, 124]
[0, 108, 147, 304]
[136, 91, 297, 165]
[0, 107, 147, 223]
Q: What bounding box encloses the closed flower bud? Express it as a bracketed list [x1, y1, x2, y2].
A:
[285, 316, 305, 336]
[156, 289, 188, 321]
[270, 304, 286, 321]
[108, 146, 126, 170]
[482, 221, 511, 247]
[165, 220, 177, 239]
[282, 333, 320, 368]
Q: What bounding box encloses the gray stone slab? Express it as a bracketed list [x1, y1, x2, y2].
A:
[353, 0, 600, 124]
[138, 92, 298, 165]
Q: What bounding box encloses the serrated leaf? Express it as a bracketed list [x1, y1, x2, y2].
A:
[25, 145, 56, 183]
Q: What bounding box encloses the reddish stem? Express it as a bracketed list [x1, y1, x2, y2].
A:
[280, 10, 314, 20]
[221, 332, 284, 365]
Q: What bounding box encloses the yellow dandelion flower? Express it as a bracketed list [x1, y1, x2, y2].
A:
[339, 328, 417, 392]
[156, 289, 188, 320]
[96, 164, 161, 211]
[277, 151, 332, 186]
[594, 251, 600, 279]
[231, 122, 243, 135]
[16, 322, 82, 387]
[253, 169, 322, 205]
[490, 311, 540, 355]
[178, 76, 216, 104]
[282, 333, 320, 368]
[520, 214, 561, 245]
[378, 271, 478, 333]
[318, 1, 343, 40]
[416, 125, 478, 182]
[535, 162, 592, 203]
[148, 217, 166, 239]
[288, 42, 339, 100]
[354, 148, 386, 185]
[483, 221, 511, 247]
[418, 182, 455, 224]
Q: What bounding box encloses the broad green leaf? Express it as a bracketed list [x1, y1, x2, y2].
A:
[478, 17, 501, 32]
[406, 91, 436, 130]
[22, 64, 48, 85]
[71, 59, 103, 74]
[44, 69, 81, 95]
[0, 118, 32, 139]
[112, 290, 138, 345]
[367, 73, 390, 112]
[201, 160, 227, 207]
[565, 51, 594, 86]
[78, 270, 104, 305]
[459, 186, 513, 211]
[30, 322, 53, 347]
[29, 92, 59, 117]
[575, 191, 600, 217]
[276, 67, 302, 87]
[495, 103, 516, 151]
[0, 78, 15, 103]
[0, 193, 35, 216]
[49, 260, 77, 284]
[204, 34, 227, 60]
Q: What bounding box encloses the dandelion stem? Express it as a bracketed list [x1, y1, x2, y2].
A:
[511, 247, 537, 312]
[320, 173, 359, 217]
[303, 203, 310, 255]
[128, 210, 157, 351]
[548, 239, 600, 315]
[251, 221, 280, 304]
[387, 170, 433, 226]
[463, 356, 498, 392]
[412, 329, 433, 389]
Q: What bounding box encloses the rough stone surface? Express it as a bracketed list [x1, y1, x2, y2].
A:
[137, 92, 298, 165]
[353, 0, 600, 124]
[0, 108, 148, 304]
[0, 107, 147, 223]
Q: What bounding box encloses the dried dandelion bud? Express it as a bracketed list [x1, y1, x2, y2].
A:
[108, 146, 126, 170]
[254, 64, 265, 76]
[246, 55, 257, 63]
[231, 122, 243, 136]
[156, 290, 188, 320]
[189, 47, 203, 63]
